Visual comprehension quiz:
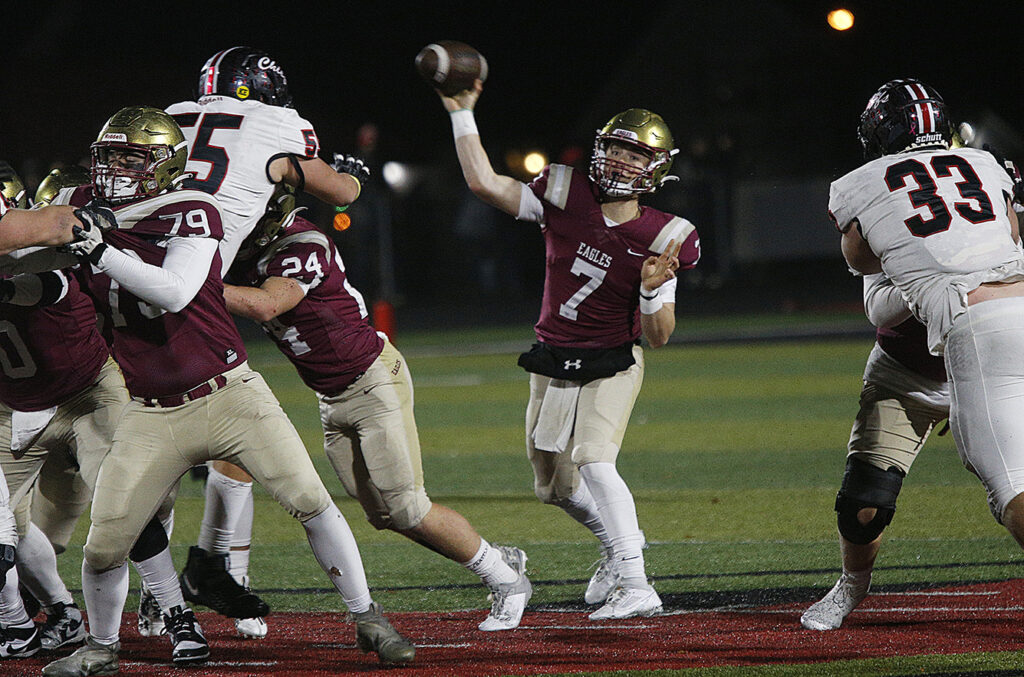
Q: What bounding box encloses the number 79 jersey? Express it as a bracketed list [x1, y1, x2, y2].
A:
[526, 164, 700, 349]
[829, 147, 1022, 354]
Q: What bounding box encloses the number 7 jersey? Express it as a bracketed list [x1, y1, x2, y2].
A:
[829, 147, 1022, 354]
[526, 164, 700, 349]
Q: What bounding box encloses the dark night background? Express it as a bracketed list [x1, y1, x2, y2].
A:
[2, 0, 1020, 325]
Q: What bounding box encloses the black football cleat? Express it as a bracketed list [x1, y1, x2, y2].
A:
[179, 546, 270, 619]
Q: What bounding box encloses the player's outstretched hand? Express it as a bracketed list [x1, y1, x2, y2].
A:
[641, 239, 682, 293]
[331, 153, 371, 185]
[439, 79, 483, 113]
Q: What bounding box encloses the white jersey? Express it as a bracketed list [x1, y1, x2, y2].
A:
[830, 147, 1020, 354]
[165, 95, 320, 273]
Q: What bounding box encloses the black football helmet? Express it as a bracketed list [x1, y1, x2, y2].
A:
[857, 79, 953, 161]
[197, 47, 292, 107]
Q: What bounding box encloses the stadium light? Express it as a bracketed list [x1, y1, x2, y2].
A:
[382, 161, 414, 194]
[523, 151, 548, 175]
[827, 8, 854, 31]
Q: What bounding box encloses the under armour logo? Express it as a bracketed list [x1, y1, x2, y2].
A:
[564, 359, 582, 370]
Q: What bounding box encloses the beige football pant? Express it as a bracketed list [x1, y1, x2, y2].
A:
[1, 358, 126, 549]
[319, 340, 431, 531]
[85, 362, 333, 572]
[527, 345, 644, 503]
[847, 381, 948, 475]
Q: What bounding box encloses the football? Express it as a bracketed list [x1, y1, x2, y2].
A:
[415, 41, 488, 97]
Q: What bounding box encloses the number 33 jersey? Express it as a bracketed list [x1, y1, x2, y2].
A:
[524, 164, 700, 349]
[166, 96, 320, 272]
[829, 147, 1022, 354]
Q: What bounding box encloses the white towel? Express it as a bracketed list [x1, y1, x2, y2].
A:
[11, 407, 57, 453]
[532, 379, 580, 453]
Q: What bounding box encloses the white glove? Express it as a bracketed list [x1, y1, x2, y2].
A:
[60, 223, 108, 264]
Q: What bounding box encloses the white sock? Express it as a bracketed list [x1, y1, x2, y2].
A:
[132, 547, 186, 614]
[554, 482, 611, 550]
[159, 507, 175, 537]
[301, 505, 372, 613]
[16, 522, 74, 609]
[81, 560, 129, 644]
[460, 538, 518, 587]
[579, 462, 648, 589]
[842, 567, 872, 587]
[228, 491, 254, 584]
[0, 564, 31, 626]
[197, 467, 253, 555]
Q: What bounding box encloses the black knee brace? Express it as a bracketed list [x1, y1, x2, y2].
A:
[834, 457, 905, 545]
[129, 516, 169, 563]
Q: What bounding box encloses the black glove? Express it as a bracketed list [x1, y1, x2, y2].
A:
[330, 153, 371, 186]
[0, 279, 14, 304]
[59, 223, 108, 264]
[75, 199, 118, 232]
[984, 144, 1024, 206]
[0, 544, 14, 592]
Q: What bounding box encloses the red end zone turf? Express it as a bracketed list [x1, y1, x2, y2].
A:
[9, 579, 1024, 676]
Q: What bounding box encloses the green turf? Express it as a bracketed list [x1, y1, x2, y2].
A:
[52, 325, 1024, 675]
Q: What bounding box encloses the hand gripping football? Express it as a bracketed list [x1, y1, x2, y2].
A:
[415, 41, 488, 96]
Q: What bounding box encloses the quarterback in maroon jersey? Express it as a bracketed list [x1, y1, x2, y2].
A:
[225, 195, 532, 630]
[38, 107, 412, 677]
[436, 80, 698, 620]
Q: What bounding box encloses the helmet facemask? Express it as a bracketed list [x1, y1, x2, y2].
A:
[91, 142, 186, 204]
[589, 136, 675, 199]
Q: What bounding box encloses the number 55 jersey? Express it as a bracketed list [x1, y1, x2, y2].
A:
[166, 96, 320, 272]
[829, 147, 1022, 354]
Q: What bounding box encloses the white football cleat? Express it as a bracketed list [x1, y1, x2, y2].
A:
[589, 585, 662, 620]
[585, 549, 618, 605]
[800, 572, 871, 631]
[478, 546, 532, 631]
[235, 616, 268, 639]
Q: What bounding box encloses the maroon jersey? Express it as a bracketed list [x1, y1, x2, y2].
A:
[527, 164, 700, 348]
[229, 217, 382, 395]
[0, 271, 109, 411]
[66, 186, 246, 398]
[877, 318, 947, 383]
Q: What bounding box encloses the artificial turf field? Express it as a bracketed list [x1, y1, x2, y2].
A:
[12, 321, 1024, 675]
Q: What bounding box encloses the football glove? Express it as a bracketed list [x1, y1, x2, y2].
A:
[75, 199, 118, 232]
[60, 223, 107, 264]
[331, 153, 371, 187]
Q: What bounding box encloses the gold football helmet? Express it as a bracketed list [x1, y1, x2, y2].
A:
[34, 165, 92, 206]
[91, 106, 188, 203]
[589, 108, 678, 198]
[0, 161, 29, 209]
[235, 182, 305, 262]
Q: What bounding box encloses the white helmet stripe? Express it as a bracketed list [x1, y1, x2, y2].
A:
[203, 47, 240, 96]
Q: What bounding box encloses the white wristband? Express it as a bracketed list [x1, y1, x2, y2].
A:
[450, 109, 478, 139]
[639, 286, 663, 314]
